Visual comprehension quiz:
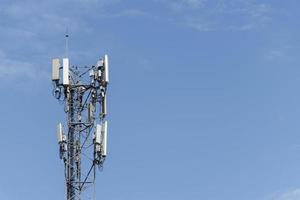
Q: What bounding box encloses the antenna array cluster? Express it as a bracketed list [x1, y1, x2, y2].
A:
[52, 53, 109, 200]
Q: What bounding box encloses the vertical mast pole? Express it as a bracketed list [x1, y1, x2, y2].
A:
[68, 88, 76, 200]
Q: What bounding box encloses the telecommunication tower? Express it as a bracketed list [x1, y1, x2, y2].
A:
[51, 35, 109, 200]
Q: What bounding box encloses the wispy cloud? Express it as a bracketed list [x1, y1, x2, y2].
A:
[266, 188, 300, 200]
[263, 31, 299, 62]
[0, 0, 116, 83]
[108, 9, 149, 18]
[168, 0, 207, 11]
[0, 50, 48, 80]
[120, 9, 147, 17]
[265, 47, 292, 61]
[184, 16, 216, 31]
[160, 0, 284, 32]
[278, 189, 300, 200]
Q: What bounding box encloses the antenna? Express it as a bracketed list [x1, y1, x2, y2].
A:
[57, 123, 63, 143]
[52, 58, 60, 81]
[52, 42, 110, 200]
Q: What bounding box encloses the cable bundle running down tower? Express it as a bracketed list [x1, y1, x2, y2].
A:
[51, 51, 109, 200]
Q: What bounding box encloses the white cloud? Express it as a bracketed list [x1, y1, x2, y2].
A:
[0, 50, 48, 80]
[263, 31, 298, 62]
[0, 0, 117, 84]
[169, 0, 207, 10]
[111, 9, 148, 17]
[270, 188, 300, 200]
[160, 0, 283, 32]
[184, 16, 216, 31]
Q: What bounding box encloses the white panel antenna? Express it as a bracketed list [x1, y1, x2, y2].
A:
[52, 58, 60, 81]
[104, 55, 109, 83]
[95, 124, 102, 153]
[57, 123, 63, 143]
[63, 58, 69, 85]
[95, 124, 102, 144]
[102, 121, 108, 157]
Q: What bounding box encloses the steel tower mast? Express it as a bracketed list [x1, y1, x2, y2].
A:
[51, 40, 109, 200]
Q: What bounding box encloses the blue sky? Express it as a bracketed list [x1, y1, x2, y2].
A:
[0, 0, 300, 200]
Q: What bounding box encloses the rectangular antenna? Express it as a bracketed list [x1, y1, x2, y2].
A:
[102, 121, 108, 157]
[101, 95, 107, 117]
[104, 55, 109, 83]
[52, 58, 60, 81]
[95, 124, 102, 144]
[57, 123, 63, 143]
[95, 124, 102, 153]
[63, 58, 69, 85]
